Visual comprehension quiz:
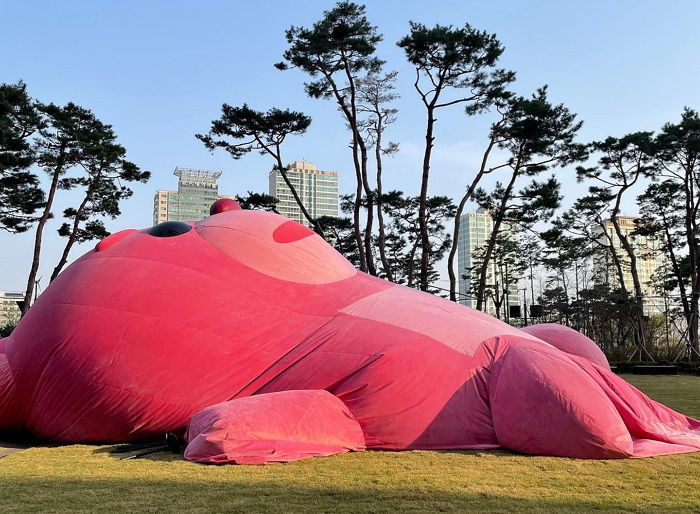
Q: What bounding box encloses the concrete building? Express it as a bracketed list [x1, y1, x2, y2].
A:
[0, 291, 22, 327]
[268, 161, 339, 225]
[592, 216, 666, 315]
[153, 168, 234, 225]
[457, 209, 520, 316]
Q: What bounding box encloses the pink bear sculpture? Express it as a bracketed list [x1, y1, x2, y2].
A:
[1, 205, 698, 463]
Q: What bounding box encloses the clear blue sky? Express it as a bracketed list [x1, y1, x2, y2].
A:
[1, 0, 699, 291]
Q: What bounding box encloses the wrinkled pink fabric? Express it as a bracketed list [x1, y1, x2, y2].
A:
[481, 336, 699, 458]
[185, 390, 365, 464]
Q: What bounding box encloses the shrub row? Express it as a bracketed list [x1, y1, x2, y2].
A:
[609, 361, 700, 374]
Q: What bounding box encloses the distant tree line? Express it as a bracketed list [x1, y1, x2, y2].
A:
[538, 113, 700, 361]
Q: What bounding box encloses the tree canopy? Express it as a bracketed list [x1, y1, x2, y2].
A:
[0, 81, 44, 233]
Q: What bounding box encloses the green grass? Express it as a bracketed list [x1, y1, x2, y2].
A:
[1, 374, 699, 513]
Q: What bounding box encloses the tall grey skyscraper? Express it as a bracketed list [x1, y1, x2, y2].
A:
[268, 161, 339, 225]
[153, 168, 234, 225]
[457, 209, 520, 315]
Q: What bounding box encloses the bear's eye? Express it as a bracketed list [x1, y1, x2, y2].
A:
[147, 221, 192, 237]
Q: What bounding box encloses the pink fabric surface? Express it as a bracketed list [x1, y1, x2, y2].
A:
[0, 352, 17, 431]
[522, 323, 610, 369]
[184, 390, 366, 464]
[0, 208, 697, 460]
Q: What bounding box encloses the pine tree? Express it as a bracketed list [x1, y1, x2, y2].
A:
[398, 21, 514, 291]
[196, 104, 323, 237]
[277, 2, 384, 274]
[0, 81, 44, 233]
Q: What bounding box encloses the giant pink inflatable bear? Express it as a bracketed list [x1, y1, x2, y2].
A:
[1, 202, 699, 463]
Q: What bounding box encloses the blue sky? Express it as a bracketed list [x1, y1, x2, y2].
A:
[1, 0, 699, 291]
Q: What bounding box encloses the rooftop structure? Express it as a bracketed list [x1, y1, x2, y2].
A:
[173, 167, 222, 182]
[153, 168, 233, 225]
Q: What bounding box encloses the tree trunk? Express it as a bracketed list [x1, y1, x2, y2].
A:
[690, 286, 699, 359]
[418, 105, 436, 291]
[341, 58, 375, 276]
[662, 221, 691, 320]
[374, 120, 393, 282]
[611, 218, 644, 300]
[561, 262, 568, 303]
[686, 230, 699, 358]
[50, 187, 93, 282]
[475, 169, 519, 311]
[447, 137, 498, 301]
[683, 170, 699, 357]
[690, 214, 699, 355]
[350, 138, 367, 272]
[274, 157, 325, 238]
[319, 68, 367, 272]
[610, 208, 648, 354]
[360, 142, 376, 275]
[21, 156, 65, 316]
[406, 241, 418, 288]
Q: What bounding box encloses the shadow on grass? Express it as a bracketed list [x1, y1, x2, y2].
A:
[0, 474, 673, 513]
[0, 433, 62, 458]
[94, 443, 184, 462]
[94, 444, 523, 463]
[3, 445, 698, 512]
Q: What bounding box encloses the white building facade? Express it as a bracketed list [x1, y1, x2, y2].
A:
[591, 216, 666, 315]
[268, 161, 339, 225]
[0, 291, 22, 327]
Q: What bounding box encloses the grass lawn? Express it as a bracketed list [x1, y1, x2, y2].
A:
[0, 374, 698, 513]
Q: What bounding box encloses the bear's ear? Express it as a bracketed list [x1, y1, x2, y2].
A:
[95, 230, 138, 252]
[273, 221, 315, 243]
[210, 199, 241, 215]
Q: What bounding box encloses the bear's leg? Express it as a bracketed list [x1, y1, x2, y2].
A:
[480, 336, 700, 458]
[184, 389, 366, 464]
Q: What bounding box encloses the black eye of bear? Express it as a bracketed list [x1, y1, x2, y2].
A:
[147, 221, 192, 237]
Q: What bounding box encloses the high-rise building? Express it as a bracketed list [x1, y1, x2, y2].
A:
[592, 216, 665, 314]
[268, 161, 339, 225]
[0, 291, 22, 327]
[153, 168, 234, 225]
[457, 209, 520, 316]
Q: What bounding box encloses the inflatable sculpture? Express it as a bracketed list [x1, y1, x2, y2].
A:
[1, 200, 699, 464]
